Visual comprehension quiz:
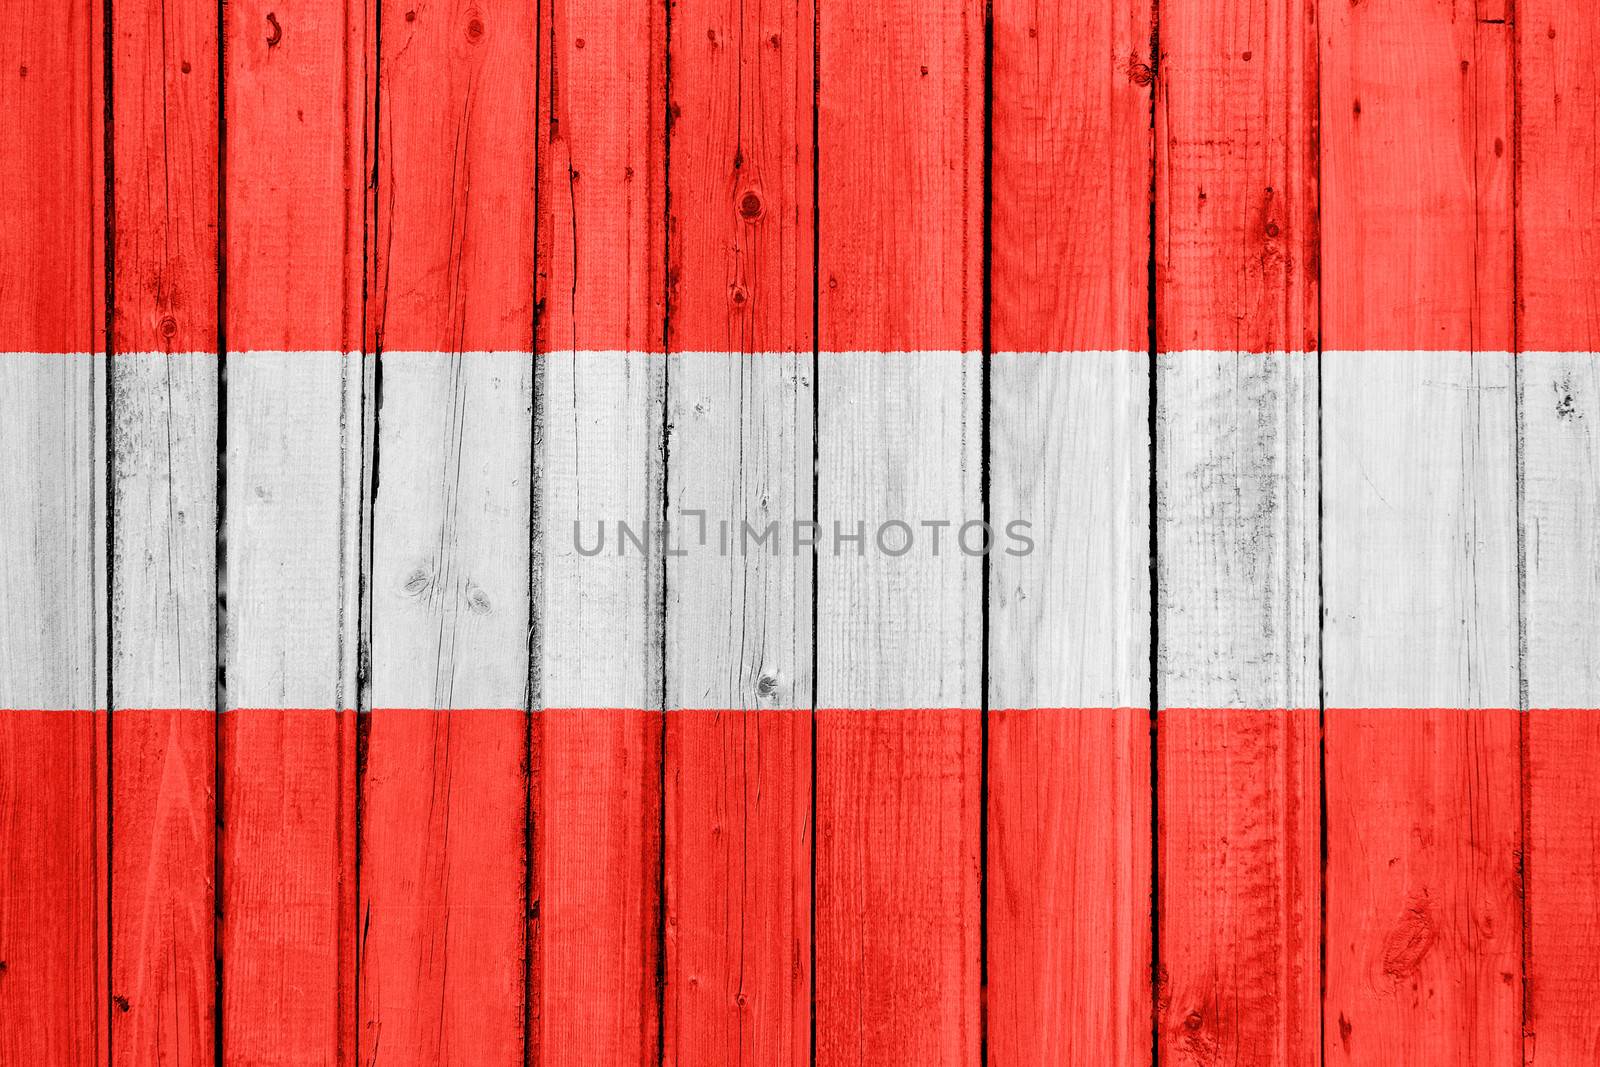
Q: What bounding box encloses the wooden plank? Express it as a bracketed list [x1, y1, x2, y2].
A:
[220, 0, 370, 1061]
[108, 0, 218, 1061]
[360, 1, 535, 1061]
[1153, 0, 1320, 1061]
[0, 0, 108, 1060]
[813, 0, 982, 1062]
[534, 0, 667, 1060]
[1320, 0, 1520, 1061]
[661, 0, 813, 1062]
[1517, 0, 1600, 1059]
[987, 0, 1152, 1060]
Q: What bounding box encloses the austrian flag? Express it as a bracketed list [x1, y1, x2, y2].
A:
[0, 0, 1594, 1063]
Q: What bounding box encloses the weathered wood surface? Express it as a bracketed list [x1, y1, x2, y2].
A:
[662, 0, 814, 1062]
[109, 0, 217, 1061]
[6, 0, 1600, 1063]
[987, 0, 1152, 1061]
[361, 1, 535, 1061]
[0, 0, 107, 1060]
[1155, 0, 1320, 1061]
[1321, 0, 1521, 1063]
[219, 0, 370, 1061]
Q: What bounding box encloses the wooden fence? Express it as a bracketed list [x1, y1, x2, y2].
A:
[1, 0, 1596, 1062]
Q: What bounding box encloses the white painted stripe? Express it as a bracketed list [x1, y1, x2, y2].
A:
[1324, 349, 1517, 709]
[818, 348, 980, 709]
[539, 348, 663, 710]
[0, 352, 105, 709]
[225, 350, 362, 710]
[1158, 350, 1319, 710]
[992, 350, 1149, 709]
[371, 351, 532, 710]
[1522, 350, 1600, 709]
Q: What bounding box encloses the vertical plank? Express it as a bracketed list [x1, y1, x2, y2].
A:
[360, 1, 535, 1062]
[1517, 0, 1600, 1059]
[109, 0, 218, 1060]
[0, 0, 107, 1059]
[221, 0, 371, 1061]
[662, 0, 813, 1062]
[987, 0, 1152, 1060]
[814, 0, 982, 1062]
[1154, 0, 1320, 1061]
[534, 0, 667, 1060]
[1321, 0, 1521, 1061]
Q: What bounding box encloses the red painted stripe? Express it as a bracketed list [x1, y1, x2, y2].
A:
[988, 709, 1152, 1066]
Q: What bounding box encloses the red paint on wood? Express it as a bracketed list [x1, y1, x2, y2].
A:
[0, 712, 109, 1062]
[987, 709, 1152, 1066]
[1158, 710, 1319, 1064]
[814, 708, 981, 1065]
[0, 0, 108, 1059]
[1324, 708, 1522, 1063]
[991, 0, 1151, 356]
[664, 711, 811, 1066]
[532, 708, 664, 1063]
[219, 709, 357, 1063]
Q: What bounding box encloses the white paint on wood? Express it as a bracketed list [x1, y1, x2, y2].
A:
[111, 352, 216, 709]
[1157, 350, 1319, 709]
[539, 349, 665, 710]
[0, 353, 106, 709]
[371, 350, 531, 709]
[817, 349, 981, 709]
[225, 350, 363, 710]
[1323, 349, 1517, 708]
[1522, 350, 1600, 708]
[666, 351, 813, 710]
[990, 350, 1148, 709]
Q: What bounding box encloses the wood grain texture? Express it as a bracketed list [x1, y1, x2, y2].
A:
[1518, 0, 1600, 1059]
[220, 0, 371, 1061]
[0, 0, 108, 1060]
[360, 2, 535, 1061]
[534, 0, 667, 1060]
[987, 0, 1152, 1059]
[1154, 0, 1320, 1060]
[1321, 0, 1521, 1061]
[109, 0, 219, 1060]
[663, 0, 814, 1061]
[814, 0, 982, 1062]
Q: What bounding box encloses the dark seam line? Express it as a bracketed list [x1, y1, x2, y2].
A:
[978, 1, 993, 1064]
[657, 0, 672, 1059]
[526, 2, 543, 1065]
[1146, 6, 1165, 1062]
[808, 0, 821, 1062]
[1312, 0, 1328, 1050]
[353, 0, 381, 1061]
[1508, 0, 1530, 1053]
[214, 0, 229, 1058]
[103, 0, 116, 1049]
